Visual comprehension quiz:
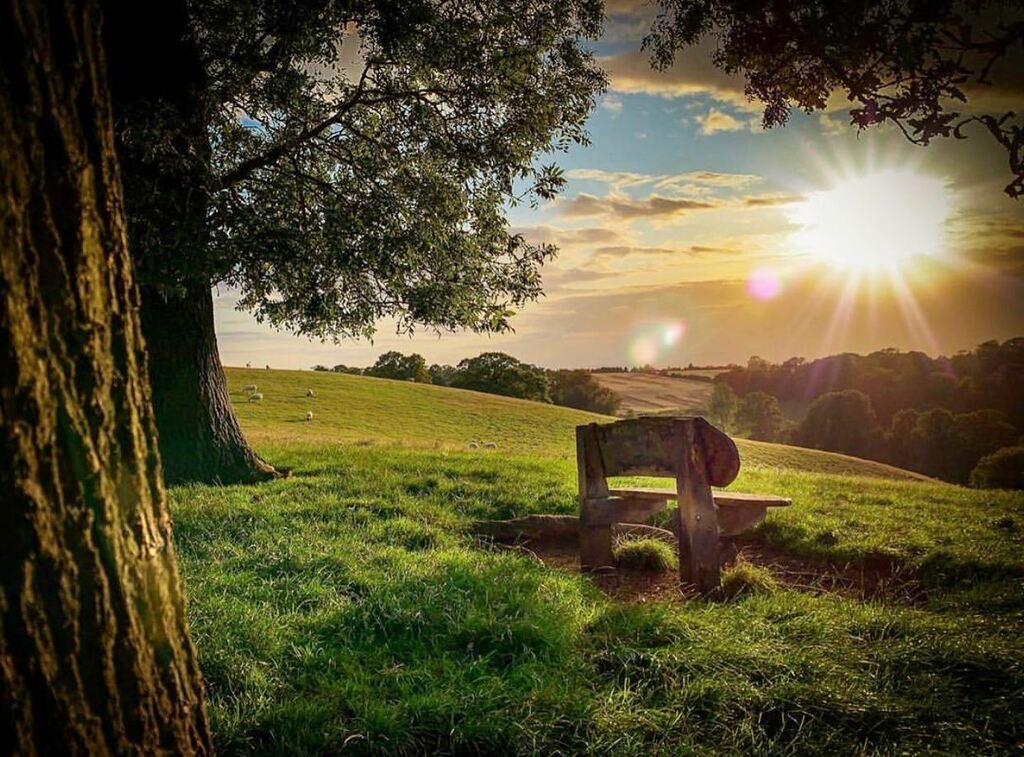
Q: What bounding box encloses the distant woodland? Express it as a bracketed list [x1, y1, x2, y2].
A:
[714, 339, 1024, 487]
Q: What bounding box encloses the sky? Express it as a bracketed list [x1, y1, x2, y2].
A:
[215, 1, 1024, 371]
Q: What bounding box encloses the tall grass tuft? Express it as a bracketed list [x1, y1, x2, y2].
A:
[614, 538, 678, 572]
[721, 560, 779, 599]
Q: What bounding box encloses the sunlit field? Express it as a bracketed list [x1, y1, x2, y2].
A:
[227, 368, 930, 480]
[169, 369, 1024, 754]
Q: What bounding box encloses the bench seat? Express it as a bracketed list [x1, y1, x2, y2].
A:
[604, 488, 791, 537]
[609, 487, 791, 508]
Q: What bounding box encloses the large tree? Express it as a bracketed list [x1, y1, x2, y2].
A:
[101, 0, 606, 484]
[0, 0, 211, 751]
[647, 0, 1024, 197]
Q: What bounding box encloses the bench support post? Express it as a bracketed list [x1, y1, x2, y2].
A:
[577, 424, 614, 570]
[675, 424, 722, 597]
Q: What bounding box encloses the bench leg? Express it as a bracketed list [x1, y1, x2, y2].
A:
[677, 460, 722, 598]
[580, 525, 613, 570]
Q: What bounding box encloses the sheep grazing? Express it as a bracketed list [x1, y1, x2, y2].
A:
[245, 361, 251, 368]
[306, 389, 315, 398]
[468, 442, 479, 450]
[483, 442, 497, 449]
[305, 411, 314, 422]
[265, 364, 271, 370]
[243, 384, 257, 392]
[248, 392, 264, 402]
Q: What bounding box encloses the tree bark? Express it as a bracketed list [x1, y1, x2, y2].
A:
[101, 0, 279, 485]
[141, 282, 280, 485]
[0, 1, 212, 752]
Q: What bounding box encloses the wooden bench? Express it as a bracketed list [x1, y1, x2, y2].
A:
[576, 417, 790, 596]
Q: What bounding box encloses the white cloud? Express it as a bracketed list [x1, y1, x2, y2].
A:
[602, 47, 759, 112]
[818, 112, 849, 137]
[600, 94, 624, 114]
[694, 108, 746, 135]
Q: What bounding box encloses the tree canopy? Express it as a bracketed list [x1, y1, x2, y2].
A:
[365, 351, 431, 382]
[735, 391, 786, 441]
[793, 390, 880, 458]
[122, 0, 606, 335]
[647, 0, 1024, 196]
[451, 352, 551, 402]
[547, 369, 621, 415]
[103, 0, 607, 484]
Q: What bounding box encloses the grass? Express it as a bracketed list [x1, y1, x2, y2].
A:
[227, 367, 930, 481]
[169, 368, 1024, 754]
[614, 538, 678, 572]
[721, 561, 779, 600]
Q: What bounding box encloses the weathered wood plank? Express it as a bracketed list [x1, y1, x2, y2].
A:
[675, 423, 722, 596]
[580, 496, 667, 526]
[712, 492, 791, 508]
[580, 525, 614, 570]
[610, 487, 791, 509]
[577, 424, 613, 568]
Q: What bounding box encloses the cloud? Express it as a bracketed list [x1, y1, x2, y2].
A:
[656, 171, 761, 189]
[743, 194, 803, 208]
[556, 188, 799, 221]
[601, 0, 659, 42]
[512, 224, 630, 247]
[566, 168, 763, 197]
[565, 169, 653, 190]
[599, 94, 624, 114]
[694, 108, 746, 134]
[601, 47, 759, 111]
[818, 112, 850, 137]
[592, 244, 736, 260]
[558, 193, 718, 220]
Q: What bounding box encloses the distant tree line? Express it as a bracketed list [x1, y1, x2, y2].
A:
[711, 340, 1024, 488]
[313, 351, 621, 415]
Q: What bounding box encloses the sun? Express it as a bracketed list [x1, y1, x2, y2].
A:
[788, 170, 953, 272]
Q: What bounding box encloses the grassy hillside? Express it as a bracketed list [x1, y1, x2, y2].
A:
[226, 367, 929, 481]
[166, 367, 1023, 754]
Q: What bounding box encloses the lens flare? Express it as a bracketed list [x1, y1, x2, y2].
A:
[626, 320, 687, 366]
[662, 321, 685, 347]
[747, 267, 782, 300]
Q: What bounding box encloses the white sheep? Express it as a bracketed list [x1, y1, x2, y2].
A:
[246, 361, 251, 368]
[265, 364, 271, 370]
[468, 442, 479, 449]
[306, 389, 315, 398]
[243, 384, 258, 392]
[305, 411, 314, 421]
[248, 392, 264, 402]
[483, 442, 497, 449]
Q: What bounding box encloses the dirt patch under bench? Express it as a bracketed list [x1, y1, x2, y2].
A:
[477, 529, 925, 605]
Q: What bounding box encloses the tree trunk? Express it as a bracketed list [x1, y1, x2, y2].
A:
[101, 0, 280, 485]
[0, 1, 212, 752]
[141, 282, 280, 485]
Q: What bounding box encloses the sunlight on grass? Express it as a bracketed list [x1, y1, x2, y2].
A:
[172, 442, 1024, 753]
[167, 370, 1024, 753]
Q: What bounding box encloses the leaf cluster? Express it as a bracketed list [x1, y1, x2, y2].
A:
[646, 0, 1024, 196]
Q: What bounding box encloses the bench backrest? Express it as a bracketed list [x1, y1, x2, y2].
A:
[576, 417, 740, 497]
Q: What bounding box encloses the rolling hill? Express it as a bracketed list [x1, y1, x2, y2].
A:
[591, 370, 715, 415]
[163, 366, 1023, 754]
[226, 367, 930, 481]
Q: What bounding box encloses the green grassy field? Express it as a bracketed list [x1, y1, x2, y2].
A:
[170, 368, 1024, 754]
[227, 368, 930, 481]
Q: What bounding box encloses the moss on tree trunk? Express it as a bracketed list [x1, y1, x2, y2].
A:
[0, 0, 212, 751]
